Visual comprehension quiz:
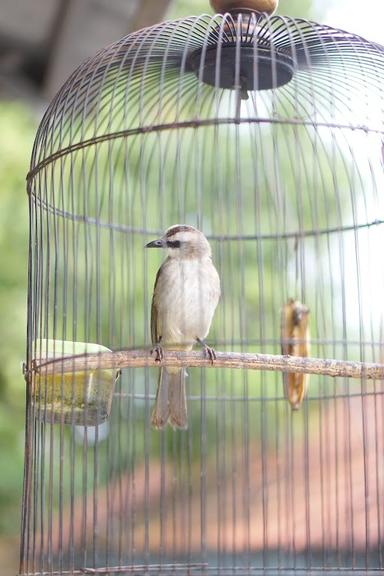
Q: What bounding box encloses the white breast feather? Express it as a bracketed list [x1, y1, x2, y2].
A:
[154, 258, 220, 349]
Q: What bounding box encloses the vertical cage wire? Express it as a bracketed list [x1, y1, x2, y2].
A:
[22, 10, 384, 576]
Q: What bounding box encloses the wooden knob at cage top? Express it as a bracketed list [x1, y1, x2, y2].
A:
[210, 0, 278, 15]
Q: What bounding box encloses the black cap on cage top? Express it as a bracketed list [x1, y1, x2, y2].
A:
[188, 0, 292, 94]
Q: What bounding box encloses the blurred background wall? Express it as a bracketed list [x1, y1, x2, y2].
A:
[0, 0, 381, 574]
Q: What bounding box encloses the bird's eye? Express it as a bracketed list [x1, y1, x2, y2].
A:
[166, 240, 181, 248]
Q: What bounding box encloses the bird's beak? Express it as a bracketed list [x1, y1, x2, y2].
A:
[145, 238, 164, 248]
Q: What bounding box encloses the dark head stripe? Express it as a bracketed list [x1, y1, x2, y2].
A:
[166, 240, 181, 249]
[165, 225, 196, 238]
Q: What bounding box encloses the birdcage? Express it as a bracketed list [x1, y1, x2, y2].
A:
[21, 0, 384, 574]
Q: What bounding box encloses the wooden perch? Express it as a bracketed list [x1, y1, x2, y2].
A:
[31, 349, 384, 381]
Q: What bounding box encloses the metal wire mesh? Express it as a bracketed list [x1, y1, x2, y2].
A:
[22, 9, 384, 576]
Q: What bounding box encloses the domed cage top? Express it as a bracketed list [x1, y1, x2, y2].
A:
[22, 3, 384, 576]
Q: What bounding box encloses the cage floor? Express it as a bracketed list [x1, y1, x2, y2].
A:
[20, 550, 384, 575]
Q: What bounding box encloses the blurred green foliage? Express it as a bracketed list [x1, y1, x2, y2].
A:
[0, 103, 37, 534]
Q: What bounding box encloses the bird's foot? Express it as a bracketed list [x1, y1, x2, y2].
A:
[205, 345, 216, 364]
[151, 345, 164, 363]
[196, 338, 216, 365]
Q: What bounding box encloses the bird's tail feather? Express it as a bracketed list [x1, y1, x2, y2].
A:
[151, 368, 170, 429]
[151, 368, 187, 430]
[168, 369, 187, 429]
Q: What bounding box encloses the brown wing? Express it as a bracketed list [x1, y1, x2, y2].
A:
[150, 265, 163, 345]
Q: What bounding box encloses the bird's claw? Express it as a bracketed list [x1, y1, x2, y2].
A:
[151, 345, 164, 363]
[197, 338, 216, 365]
[204, 345, 216, 364]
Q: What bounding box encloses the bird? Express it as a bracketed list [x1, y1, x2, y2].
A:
[146, 224, 221, 430]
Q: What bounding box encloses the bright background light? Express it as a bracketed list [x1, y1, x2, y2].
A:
[322, 0, 383, 43]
